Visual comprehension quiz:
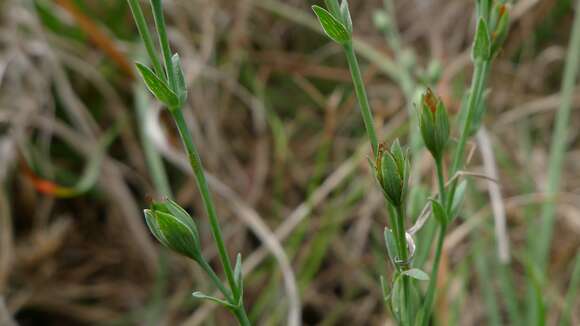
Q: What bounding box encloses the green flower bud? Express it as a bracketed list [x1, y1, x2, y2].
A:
[418, 89, 450, 161]
[375, 139, 410, 207]
[144, 199, 202, 262]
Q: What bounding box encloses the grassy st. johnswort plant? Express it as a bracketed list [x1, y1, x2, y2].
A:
[313, 0, 510, 324]
[126, 0, 251, 324]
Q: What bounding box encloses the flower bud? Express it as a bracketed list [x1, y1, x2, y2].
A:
[144, 199, 202, 262]
[418, 89, 450, 160]
[375, 139, 410, 207]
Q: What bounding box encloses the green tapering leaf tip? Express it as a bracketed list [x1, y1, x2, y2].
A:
[312, 5, 351, 44]
[171, 53, 188, 106]
[339, 0, 353, 33]
[384, 228, 400, 268]
[418, 88, 450, 160]
[430, 200, 448, 226]
[144, 199, 202, 261]
[135, 62, 180, 109]
[375, 139, 410, 207]
[472, 18, 491, 61]
[233, 253, 244, 302]
[192, 291, 235, 308]
[402, 268, 430, 281]
[490, 4, 510, 58]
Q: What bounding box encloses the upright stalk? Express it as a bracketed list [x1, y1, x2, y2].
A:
[394, 204, 411, 325]
[420, 158, 447, 325]
[171, 109, 239, 298]
[447, 61, 489, 211]
[343, 42, 379, 157]
[126, 0, 163, 76]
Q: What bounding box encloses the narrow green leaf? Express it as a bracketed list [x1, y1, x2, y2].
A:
[451, 180, 468, 219]
[380, 275, 390, 303]
[391, 274, 403, 318]
[402, 268, 430, 281]
[384, 227, 399, 267]
[234, 253, 243, 301]
[340, 0, 352, 33]
[472, 18, 491, 61]
[171, 53, 187, 106]
[192, 291, 236, 309]
[431, 200, 448, 226]
[312, 5, 351, 44]
[135, 62, 179, 108]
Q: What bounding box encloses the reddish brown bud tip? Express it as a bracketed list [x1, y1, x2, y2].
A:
[423, 88, 438, 113]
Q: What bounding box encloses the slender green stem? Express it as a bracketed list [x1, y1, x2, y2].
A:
[420, 223, 446, 326]
[233, 306, 252, 326]
[170, 109, 240, 300]
[150, 0, 176, 89]
[199, 259, 234, 303]
[343, 42, 380, 157]
[126, 0, 163, 76]
[446, 60, 490, 211]
[449, 61, 489, 176]
[435, 158, 446, 205]
[394, 204, 411, 325]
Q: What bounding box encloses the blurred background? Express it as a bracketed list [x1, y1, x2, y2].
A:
[0, 0, 579, 325]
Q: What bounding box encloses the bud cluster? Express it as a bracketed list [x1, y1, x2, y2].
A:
[374, 139, 410, 207]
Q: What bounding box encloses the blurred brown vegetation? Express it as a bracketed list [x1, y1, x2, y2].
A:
[0, 0, 579, 325]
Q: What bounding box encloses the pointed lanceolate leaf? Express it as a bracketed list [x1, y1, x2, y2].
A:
[402, 268, 430, 281]
[472, 18, 491, 61]
[340, 0, 353, 33]
[234, 253, 243, 301]
[312, 5, 351, 44]
[192, 291, 236, 309]
[136, 62, 179, 108]
[384, 227, 400, 267]
[171, 53, 187, 106]
[451, 180, 468, 220]
[431, 200, 448, 226]
[380, 275, 390, 303]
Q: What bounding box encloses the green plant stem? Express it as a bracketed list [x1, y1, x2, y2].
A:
[198, 259, 234, 302]
[170, 109, 240, 301]
[446, 60, 489, 211]
[343, 42, 379, 157]
[126, 0, 163, 76]
[435, 158, 446, 205]
[150, 0, 176, 89]
[418, 142, 449, 326]
[233, 306, 252, 326]
[420, 223, 446, 326]
[394, 204, 411, 325]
